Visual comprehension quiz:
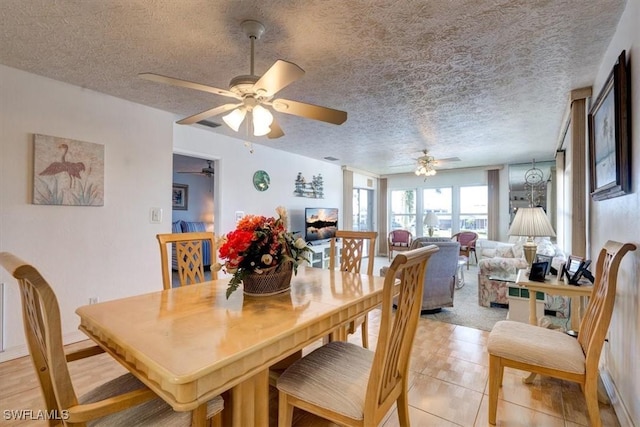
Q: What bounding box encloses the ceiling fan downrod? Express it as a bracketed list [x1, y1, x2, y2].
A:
[241, 20, 265, 76]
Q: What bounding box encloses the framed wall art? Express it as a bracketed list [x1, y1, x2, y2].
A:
[172, 184, 188, 210]
[588, 50, 631, 201]
[33, 134, 104, 206]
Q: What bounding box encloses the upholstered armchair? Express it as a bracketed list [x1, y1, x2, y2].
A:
[382, 237, 460, 312]
[451, 231, 478, 267]
[388, 229, 413, 261]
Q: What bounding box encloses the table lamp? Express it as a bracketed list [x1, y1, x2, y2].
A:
[424, 211, 439, 237]
[508, 207, 556, 270]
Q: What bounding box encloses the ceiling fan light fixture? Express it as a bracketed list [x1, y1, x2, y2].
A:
[222, 107, 247, 132]
[252, 105, 274, 136]
[415, 152, 437, 177]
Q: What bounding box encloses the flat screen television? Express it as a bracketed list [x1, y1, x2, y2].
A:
[305, 207, 338, 243]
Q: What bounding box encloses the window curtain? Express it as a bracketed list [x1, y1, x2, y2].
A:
[342, 169, 354, 230]
[487, 169, 499, 240]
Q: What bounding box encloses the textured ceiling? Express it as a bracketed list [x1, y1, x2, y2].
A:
[0, 0, 626, 175]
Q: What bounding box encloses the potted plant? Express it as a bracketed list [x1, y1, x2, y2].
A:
[214, 206, 312, 298]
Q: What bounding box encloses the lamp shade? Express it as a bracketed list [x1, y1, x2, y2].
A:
[252, 105, 274, 136]
[424, 211, 439, 227]
[508, 207, 556, 237]
[222, 108, 247, 132]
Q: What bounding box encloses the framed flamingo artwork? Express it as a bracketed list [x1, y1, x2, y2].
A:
[33, 134, 104, 206]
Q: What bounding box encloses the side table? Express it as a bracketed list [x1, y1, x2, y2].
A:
[516, 270, 593, 331]
[456, 256, 467, 289]
[506, 282, 544, 323]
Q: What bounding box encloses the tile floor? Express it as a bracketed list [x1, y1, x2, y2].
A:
[0, 259, 621, 426]
[0, 313, 620, 426]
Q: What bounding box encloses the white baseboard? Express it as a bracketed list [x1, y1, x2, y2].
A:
[0, 330, 88, 363]
[601, 369, 634, 427]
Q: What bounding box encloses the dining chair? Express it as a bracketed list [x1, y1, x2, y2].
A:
[487, 240, 636, 427]
[387, 229, 412, 261]
[329, 230, 378, 348]
[157, 231, 217, 290]
[451, 231, 478, 269]
[277, 244, 439, 426]
[0, 252, 224, 427]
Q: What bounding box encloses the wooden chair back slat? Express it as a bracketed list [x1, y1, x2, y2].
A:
[0, 252, 78, 426]
[156, 232, 217, 290]
[578, 241, 635, 375]
[329, 230, 378, 275]
[365, 245, 438, 418]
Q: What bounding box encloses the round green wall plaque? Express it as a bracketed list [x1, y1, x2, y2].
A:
[252, 170, 270, 191]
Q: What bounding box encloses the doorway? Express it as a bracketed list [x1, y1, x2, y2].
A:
[172, 154, 216, 230]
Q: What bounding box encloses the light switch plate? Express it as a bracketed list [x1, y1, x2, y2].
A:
[150, 207, 163, 224]
[235, 211, 244, 223]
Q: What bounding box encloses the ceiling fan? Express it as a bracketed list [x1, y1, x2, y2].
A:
[139, 20, 347, 139]
[177, 160, 215, 178]
[414, 150, 461, 177]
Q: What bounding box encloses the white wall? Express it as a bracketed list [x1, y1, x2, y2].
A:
[0, 65, 174, 360]
[0, 66, 342, 360]
[589, 0, 640, 423]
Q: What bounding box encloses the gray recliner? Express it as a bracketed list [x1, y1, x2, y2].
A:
[381, 237, 461, 312]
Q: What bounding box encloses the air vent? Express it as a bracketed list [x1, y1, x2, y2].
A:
[196, 120, 221, 128]
[324, 156, 339, 161]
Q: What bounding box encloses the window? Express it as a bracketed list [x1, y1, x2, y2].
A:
[422, 188, 452, 237]
[353, 188, 373, 231]
[460, 185, 488, 239]
[390, 189, 416, 235]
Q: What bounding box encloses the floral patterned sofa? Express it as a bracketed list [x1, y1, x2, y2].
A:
[477, 238, 569, 318]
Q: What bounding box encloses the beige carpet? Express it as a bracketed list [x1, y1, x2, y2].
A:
[421, 263, 507, 331]
[373, 257, 507, 332]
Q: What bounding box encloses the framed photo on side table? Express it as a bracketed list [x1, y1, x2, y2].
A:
[588, 50, 631, 201]
[535, 254, 553, 275]
[528, 262, 548, 282]
[563, 255, 592, 285]
[172, 184, 188, 210]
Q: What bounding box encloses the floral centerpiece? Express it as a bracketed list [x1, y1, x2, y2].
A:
[214, 206, 312, 298]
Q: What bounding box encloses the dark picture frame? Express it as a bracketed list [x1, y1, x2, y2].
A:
[588, 50, 631, 201]
[528, 262, 548, 282]
[172, 183, 188, 210]
[535, 254, 553, 275]
[564, 255, 592, 285]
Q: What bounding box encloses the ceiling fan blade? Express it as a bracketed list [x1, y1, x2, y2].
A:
[139, 73, 241, 99]
[253, 60, 305, 97]
[272, 99, 347, 125]
[176, 103, 242, 125]
[267, 118, 284, 139]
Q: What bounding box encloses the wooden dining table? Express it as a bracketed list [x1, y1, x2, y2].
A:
[75, 266, 387, 427]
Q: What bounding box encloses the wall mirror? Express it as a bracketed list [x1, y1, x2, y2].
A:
[508, 160, 556, 229]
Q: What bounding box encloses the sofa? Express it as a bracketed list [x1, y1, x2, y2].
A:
[171, 220, 213, 270]
[381, 237, 460, 312]
[476, 237, 569, 317]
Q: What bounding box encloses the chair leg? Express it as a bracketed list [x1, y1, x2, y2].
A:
[278, 391, 294, 427]
[211, 412, 222, 427]
[488, 354, 503, 425]
[584, 378, 603, 427]
[361, 315, 369, 349]
[396, 386, 411, 427]
[191, 403, 208, 427]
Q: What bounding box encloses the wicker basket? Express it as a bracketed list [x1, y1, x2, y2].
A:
[242, 262, 293, 296]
